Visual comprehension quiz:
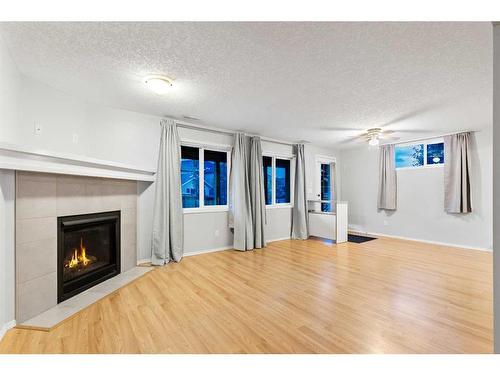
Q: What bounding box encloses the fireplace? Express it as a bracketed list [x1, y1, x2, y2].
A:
[57, 211, 121, 302]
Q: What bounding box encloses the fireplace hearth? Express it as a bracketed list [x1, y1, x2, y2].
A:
[57, 211, 121, 302]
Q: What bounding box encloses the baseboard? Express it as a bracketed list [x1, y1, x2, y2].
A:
[138, 237, 293, 263]
[348, 228, 492, 252]
[267, 236, 292, 242]
[184, 245, 234, 257]
[0, 320, 16, 341]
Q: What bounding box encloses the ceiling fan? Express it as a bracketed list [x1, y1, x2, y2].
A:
[364, 127, 399, 146]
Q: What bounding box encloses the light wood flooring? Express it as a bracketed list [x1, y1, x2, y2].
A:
[0, 237, 493, 353]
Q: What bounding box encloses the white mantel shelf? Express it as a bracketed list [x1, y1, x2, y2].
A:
[0, 142, 156, 182]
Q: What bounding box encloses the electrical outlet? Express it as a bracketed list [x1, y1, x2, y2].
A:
[72, 134, 79, 143]
[34, 122, 42, 135]
[383, 220, 389, 226]
[214, 229, 220, 237]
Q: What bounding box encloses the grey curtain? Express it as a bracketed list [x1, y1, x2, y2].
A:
[291, 144, 308, 239]
[377, 144, 397, 210]
[444, 132, 472, 213]
[249, 137, 266, 248]
[151, 119, 184, 265]
[229, 133, 254, 250]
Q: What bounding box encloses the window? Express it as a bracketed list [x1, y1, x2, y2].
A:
[275, 159, 291, 204]
[181, 146, 199, 208]
[181, 145, 230, 210]
[262, 155, 292, 206]
[395, 141, 444, 169]
[263, 156, 273, 205]
[320, 163, 332, 212]
[426, 142, 444, 165]
[395, 142, 444, 168]
[395, 144, 424, 168]
[204, 150, 227, 206]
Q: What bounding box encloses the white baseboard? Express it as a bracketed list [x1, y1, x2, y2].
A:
[184, 245, 233, 257]
[138, 236, 293, 263]
[137, 258, 152, 265]
[267, 236, 292, 242]
[0, 320, 16, 341]
[348, 228, 492, 252]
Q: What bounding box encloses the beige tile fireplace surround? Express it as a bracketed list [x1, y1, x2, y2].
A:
[15, 171, 138, 323]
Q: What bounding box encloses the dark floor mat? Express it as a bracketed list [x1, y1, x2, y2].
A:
[348, 234, 377, 243]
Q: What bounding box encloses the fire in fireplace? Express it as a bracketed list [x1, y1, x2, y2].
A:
[58, 211, 121, 302]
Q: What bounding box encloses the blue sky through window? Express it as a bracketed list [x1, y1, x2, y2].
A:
[395, 144, 424, 168]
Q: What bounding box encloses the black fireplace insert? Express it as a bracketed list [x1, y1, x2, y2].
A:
[57, 211, 121, 302]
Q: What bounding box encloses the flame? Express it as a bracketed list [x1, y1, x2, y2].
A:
[67, 237, 91, 269]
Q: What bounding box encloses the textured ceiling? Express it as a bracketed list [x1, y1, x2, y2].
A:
[0, 22, 493, 148]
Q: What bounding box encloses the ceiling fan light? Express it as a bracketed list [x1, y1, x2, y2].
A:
[144, 75, 173, 95]
[368, 138, 379, 146]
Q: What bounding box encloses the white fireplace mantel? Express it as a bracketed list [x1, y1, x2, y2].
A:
[0, 142, 156, 182]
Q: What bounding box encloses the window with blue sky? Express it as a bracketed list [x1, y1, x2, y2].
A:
[395, 142, 444, 169]
[395, 144, 424, 168]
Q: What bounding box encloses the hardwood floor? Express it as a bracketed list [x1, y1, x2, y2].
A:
[0, 237, 492, 353]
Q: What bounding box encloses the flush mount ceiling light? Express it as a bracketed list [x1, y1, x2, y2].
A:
[143, 74, 173, 95]
[367, 128, 381, 146]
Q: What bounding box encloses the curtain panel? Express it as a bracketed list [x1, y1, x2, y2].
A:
[444, 132, 472, 213]
[151, 119, 184, 264]
[249, 137, 267, 248]
[377, 144, 397, 210]
[229, 133, 254, 250]
[291, 144, 309, 239]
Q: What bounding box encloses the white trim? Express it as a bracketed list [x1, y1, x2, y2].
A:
[315, 154, 337, 163]
[267, 236, 292, 242]
[183, 245, 233, 257]
[0, 143, 156, 181]
[138, 238, 293, 262]
[0, 320, 16, 341]
[180, 138, 232, 151]
[175, 119, 296, 146]
[183, 206, 229, 214]
[262, 151, 295, 160]
[266, 204, 293, 210]
[382, 131, 474, 146]
[137, 258, 152, 265]
[348, 228, 492, 252]
[0, 141, 155, 173]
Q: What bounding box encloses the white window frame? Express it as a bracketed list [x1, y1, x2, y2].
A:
[395, 138, 445, 170]
[262, 152, 295, 209]
[181, 140, 231, 214]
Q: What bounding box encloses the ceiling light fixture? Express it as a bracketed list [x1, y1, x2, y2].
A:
[368, 137, 380, 146]
[144, 74, 173, 95]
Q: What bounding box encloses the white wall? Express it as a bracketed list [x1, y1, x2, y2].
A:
[492, 23, 500, 354]
[340, 130, 492, 250]
[0, 35, 19, 334]
[7, 76, 161, 170]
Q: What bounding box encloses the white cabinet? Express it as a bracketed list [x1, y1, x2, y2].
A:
[308, 201, 348, 243]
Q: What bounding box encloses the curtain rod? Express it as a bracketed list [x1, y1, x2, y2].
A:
[381, 130, 477, 146]
[173, 119, 297, 146]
